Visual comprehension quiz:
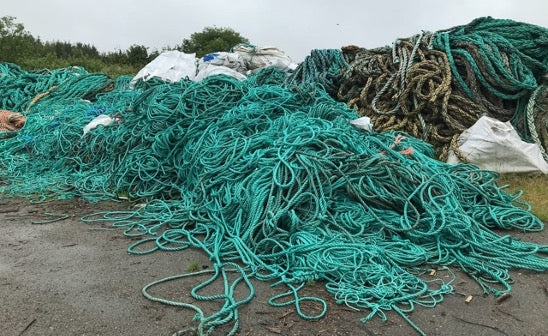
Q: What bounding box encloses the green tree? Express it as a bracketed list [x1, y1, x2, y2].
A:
[126, 44, 148, 66]
[75, 42, 99, 58]
[0, 16, 38, 63]
[180, 26, 249, 58]
[0, 16, 151, 77]
[0, 16, 26, 38]
[147, 49, 160, 62]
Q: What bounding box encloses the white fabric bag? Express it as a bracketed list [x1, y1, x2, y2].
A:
[447, 116, 548, 174]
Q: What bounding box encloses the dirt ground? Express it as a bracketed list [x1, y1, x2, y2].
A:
[1, 198, 547, 336]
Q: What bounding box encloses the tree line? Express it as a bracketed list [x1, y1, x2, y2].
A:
[0, 16, 249, 78]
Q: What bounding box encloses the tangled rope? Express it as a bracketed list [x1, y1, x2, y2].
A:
[0, 110, 26, 134]
[289, 49, 349, 96]
[0, 63, 91, 112]
[336, 17, 548, 160]
[1, 63, 546, 335]
[514, 83, 548, 161]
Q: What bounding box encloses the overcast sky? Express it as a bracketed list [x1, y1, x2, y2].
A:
[2, 0, 547, 62]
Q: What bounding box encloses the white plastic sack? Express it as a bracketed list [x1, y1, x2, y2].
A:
[200, 52, 247, 74]
[350, 116, 373, 131]
[83, 114, 115, 136]
[131, 51, 196, 85]
[232, 45, 297, 73]
[447, 116, 548, 174]
[195, 64, 247, 82]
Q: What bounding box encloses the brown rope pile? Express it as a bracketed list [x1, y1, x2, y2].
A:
[0, 110, 26, 134]
[338, 35, 495, 159]
[337, 18, 547, 160]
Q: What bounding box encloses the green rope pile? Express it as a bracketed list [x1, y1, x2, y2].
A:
[0, 65, 124, 200]
[336, 17, 548, 159]
[0, 23, 547, 335]
[289, 49, 349, 96]
[0, 63, 90, 112]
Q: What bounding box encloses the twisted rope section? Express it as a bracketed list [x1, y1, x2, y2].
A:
[337, 18, 547, 160]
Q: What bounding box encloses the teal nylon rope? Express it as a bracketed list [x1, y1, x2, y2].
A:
[333, 17, 547, 158]
[432, 16, 547, 112]
[1, 35, 547, 335]
[289, 49, 349, 96]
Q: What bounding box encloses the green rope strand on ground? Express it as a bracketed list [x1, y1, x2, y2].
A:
[31, 212, 69, 224]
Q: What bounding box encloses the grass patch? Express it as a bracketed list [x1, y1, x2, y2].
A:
[499, 173, 548, 222]
[187, 261, 200, 272]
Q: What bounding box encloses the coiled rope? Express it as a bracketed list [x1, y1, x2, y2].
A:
[289, 49, 350, 96]
[0, 31, 546, 334]
[336, 17, 547, 160]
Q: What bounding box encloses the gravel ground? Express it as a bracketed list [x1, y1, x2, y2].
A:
[1, 198, 547, 336]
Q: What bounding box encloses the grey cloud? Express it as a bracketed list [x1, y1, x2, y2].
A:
[2, 0, 546, 62]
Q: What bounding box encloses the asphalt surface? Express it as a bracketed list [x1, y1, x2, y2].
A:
[1, 199, 547, 336]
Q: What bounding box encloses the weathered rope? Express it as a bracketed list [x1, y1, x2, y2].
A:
[0, 20, 546, 333]
[336, 17, 547, 160]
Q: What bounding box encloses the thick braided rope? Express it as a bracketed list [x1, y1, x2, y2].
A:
[1, 64, 547, 335]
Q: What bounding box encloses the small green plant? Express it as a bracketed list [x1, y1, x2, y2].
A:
[306, 279, 316, 286]
[116, 190, 129, 200]
[187, 261, 200, 272]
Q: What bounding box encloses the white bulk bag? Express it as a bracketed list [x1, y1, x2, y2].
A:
[131, 51, 197, 85]
[447, 116, 548, 174]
